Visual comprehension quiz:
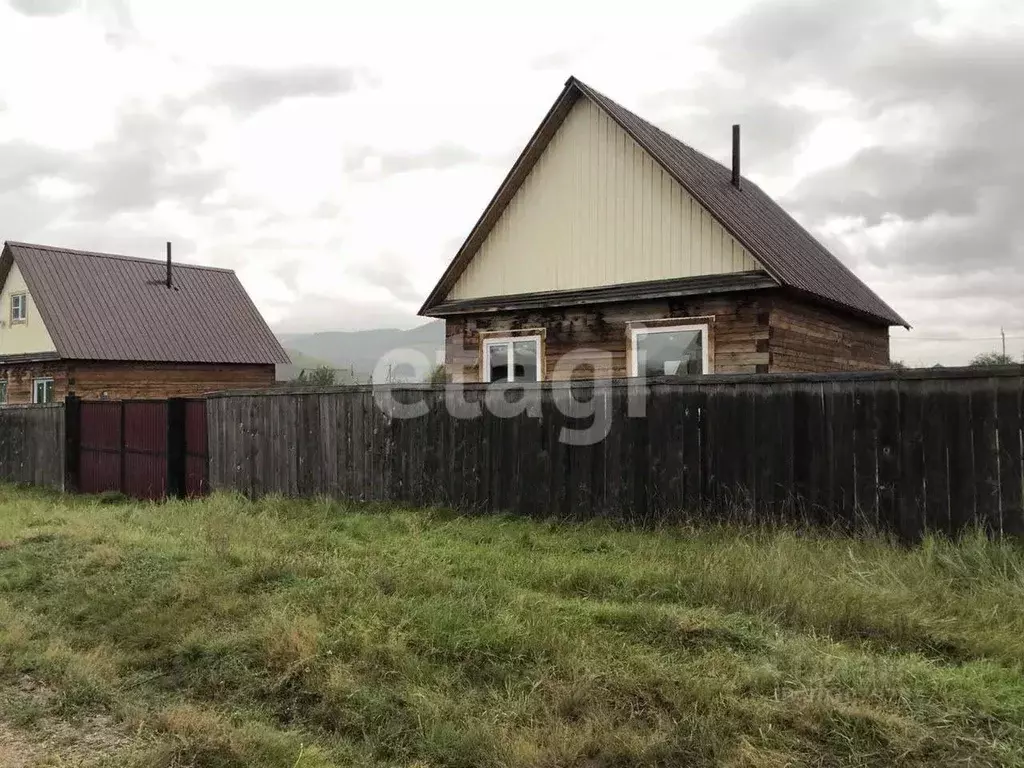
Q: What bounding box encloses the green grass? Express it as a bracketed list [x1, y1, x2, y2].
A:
[0, 486, 1022, 766]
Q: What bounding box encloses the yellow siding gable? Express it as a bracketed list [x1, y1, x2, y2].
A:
[447, 97, 762, 301]
[0, 262, 57, 356]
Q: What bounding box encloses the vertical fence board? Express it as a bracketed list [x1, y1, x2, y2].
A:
[970, 382, 1001, 533]
[897, 384, 926, 541]
[996, 378, 1024, 535]
[852, 385, 879, 528]
[874, 382, 900, 536]
[944, 385, 976, 534]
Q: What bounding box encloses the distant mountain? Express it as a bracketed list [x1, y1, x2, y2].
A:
[277, 320, 445, 383]
[276, 348, 334, 382]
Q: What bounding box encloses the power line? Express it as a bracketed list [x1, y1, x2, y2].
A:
[891, 335, 1024, 342]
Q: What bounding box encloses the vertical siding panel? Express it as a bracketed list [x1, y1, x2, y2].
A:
[643, 153, 653, 278]
[663, 178, 672, 276]
[589, 107, 597, 285]
[668, 180, 677, 277]
[690, 196, 700, 275]
[597, 107, 608, 287]
[616, 126, 627, 285]
[663, 169, 673, 277]
[448, 100, 764, 300]
[714, 225, 725, 272]
[595, 104, 606, 286]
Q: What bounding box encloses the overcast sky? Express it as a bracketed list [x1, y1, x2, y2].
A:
[1, 0, 1022, 364]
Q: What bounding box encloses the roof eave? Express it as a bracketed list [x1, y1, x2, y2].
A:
[783, 285, 910, 329]
[424, 271, 779, 317]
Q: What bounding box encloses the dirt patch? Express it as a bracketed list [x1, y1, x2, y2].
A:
[0, 676, 138, 767]
[0, 722, 45, 768]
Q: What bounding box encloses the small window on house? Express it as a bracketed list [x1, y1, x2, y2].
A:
[0, 380, 7, 405]
[630, 324, 709, 378]
[10, 293, 27, 323]
[32, 377, 53, 404]
[483, 336, 542, 383]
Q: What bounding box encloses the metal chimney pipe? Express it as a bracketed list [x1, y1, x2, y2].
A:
[731, 124, 741, 189]
[166, 241, 172, 289]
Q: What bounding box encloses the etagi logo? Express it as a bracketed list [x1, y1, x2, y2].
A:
[371, 346, 649, 447]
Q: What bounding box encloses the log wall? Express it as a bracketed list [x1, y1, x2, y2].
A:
[445, 291, 890, 380]
[0, 361, 277, 404]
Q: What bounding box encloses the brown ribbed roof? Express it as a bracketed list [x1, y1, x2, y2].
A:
[1, 242, 289, 364]
[421, 77, 908, 328]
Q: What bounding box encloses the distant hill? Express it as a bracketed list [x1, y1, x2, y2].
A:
[277, 320, 445, 383]
[276, 348, 338, 382]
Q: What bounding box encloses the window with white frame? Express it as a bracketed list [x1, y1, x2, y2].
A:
[32, 377, 53, 404]
[10, 293, 26, 323]
[482, 335, 542, 383]
[0, 380, 7, 405]
[630, 323, 709, 377]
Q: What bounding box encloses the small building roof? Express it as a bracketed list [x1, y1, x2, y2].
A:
[420, 76, 908, 328]
[1, 242, 290, 365]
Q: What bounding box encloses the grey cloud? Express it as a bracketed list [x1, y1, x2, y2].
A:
[8, 0, 78, 16]
[641, 91, 817, 177]
[785, 144, 1000, 226]
[352, 259, 423, 303]
[94, 0, 136, 48]
[0, 92, 232, 250]
[0, 142, 67, 193]
[344, 143, 483, 177]
[531, 50, 574, 71]
[707, 0, 941, 89]
[69, 99, 225, 216]
[697, 0, 1024, 341]
[206, 66, 360, 116]
[0, 187, 68, 240]
[8, 0, 136, 46]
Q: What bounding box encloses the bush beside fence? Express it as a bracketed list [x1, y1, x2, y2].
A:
[207, 368, 1024, 540]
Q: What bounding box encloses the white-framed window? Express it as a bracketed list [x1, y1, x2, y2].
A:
[482, 335, 542, 383]
[10, 293, 27, 323]
[32, 377, 53, 404]
[0, 380, 7, 406]
[629, 323, 710, 377]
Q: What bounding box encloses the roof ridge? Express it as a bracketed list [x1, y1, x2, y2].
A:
[569, 77, 742, 176]
[4, 241, 235, 273]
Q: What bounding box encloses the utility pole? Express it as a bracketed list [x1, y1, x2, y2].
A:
[1002, 327, 1007, 359]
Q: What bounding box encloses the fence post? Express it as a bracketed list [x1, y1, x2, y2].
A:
[64, 394, 81, 493]
[167, 398, 187, 499]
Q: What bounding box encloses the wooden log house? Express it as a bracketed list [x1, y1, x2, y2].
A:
[420, 77, 908, 382]
[0, 242, 288, 403]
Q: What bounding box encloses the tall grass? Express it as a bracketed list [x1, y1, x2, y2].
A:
[0, 486, 1021, 766]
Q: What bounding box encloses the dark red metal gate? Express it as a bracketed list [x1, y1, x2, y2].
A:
[68, 397, 208, 500]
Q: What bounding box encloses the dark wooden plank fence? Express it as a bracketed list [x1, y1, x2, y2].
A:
[0, 404, 65, 490]
[206, 368, 1024, 539]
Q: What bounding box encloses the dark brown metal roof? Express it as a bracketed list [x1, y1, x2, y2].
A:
[2, 242, 290, 364]
[420, 77, 908, 328]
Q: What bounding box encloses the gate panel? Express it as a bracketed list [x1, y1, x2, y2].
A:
[123, 401, 168, 500]
[79, 402, 122, 494]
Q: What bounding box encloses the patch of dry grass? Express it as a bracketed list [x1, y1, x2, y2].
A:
[0, 486, 1020, 766]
